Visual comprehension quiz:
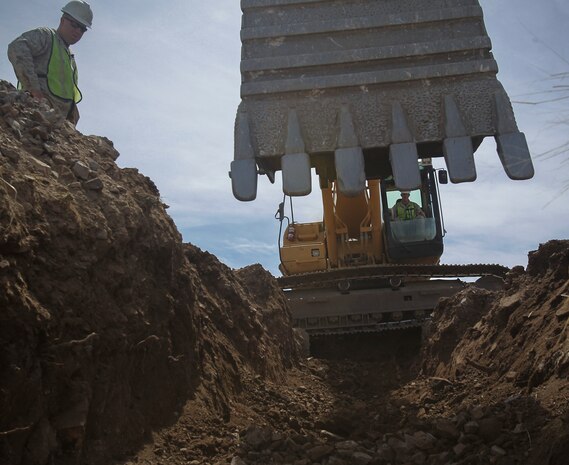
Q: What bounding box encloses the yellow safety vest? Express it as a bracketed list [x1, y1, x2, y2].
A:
[395, 202, 418, 220]
[46, 31, 82, 103]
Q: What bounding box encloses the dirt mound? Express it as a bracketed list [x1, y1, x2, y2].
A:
[187, 241, 567, 465]
[0, 81, 298, 465]
[416, 239, 569, 464]
[422, 240, 569, 402]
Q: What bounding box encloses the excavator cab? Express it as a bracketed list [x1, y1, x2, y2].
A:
[381, 161, 446, 264]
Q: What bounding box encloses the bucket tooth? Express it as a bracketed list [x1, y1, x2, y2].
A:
[285, 109, 306, 154]
[390, 102, 420, 190]
[335, 147, 365, 197]
[282, 153, 311, 196]
[443, 137, 476, 183]
[493, 92, 534, 180]
[390, 144, 421, 190]
[231, 111, 258, 201]
[443, 95, 476, 183]
[230, 159, 258, 201]
[282, 110, 312, 196]
[390, 102, 414, 143]
[496, 132, 535, 180]
[335, 106, 365, 196]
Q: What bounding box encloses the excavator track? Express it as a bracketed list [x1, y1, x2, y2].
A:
[303, 319, 429, 337]
[278, 263, 509, 290]
[280, 264, 509, 336]
[284, 278, 466, 336]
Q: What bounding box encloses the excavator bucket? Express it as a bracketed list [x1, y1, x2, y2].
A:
[230, 0, 534, 201]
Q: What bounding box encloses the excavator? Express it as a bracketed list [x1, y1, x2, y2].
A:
[229, 0, 534, 336]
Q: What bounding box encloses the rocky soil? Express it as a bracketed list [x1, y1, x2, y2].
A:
[1, 80, 568, 465]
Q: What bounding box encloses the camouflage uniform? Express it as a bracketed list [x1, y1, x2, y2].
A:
[8, 27, 80, 123]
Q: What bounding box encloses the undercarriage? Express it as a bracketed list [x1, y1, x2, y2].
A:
[279, 264, 509, 335]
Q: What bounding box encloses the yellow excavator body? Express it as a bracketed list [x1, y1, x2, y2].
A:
[275, 162, 508, 335]
[229, 0, 529, 335]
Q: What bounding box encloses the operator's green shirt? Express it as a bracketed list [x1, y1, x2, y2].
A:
[8, 27, 81, 122]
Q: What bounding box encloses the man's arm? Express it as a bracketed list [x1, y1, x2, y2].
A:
[414, 203, 426, 217]
[391, 205, 398, 221]
[7, 28, 51, 98]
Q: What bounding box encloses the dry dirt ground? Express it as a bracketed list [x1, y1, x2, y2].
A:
[1, 80, 568, 465]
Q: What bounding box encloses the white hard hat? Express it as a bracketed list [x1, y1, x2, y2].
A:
[400, 190, 410, 195]
[61, 1, 93, 28]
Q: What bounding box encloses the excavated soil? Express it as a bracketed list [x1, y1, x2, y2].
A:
[1, 80, 568, 465]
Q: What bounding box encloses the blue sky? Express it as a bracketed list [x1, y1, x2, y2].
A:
[1, 0, 568, 275]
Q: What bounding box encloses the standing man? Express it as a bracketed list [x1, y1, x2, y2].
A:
[7, 1, 93, 125]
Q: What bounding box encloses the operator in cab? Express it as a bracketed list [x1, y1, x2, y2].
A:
[391, 191, 425, 221]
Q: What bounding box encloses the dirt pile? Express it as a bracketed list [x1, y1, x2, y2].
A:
[0, 80, 298, 465]
[117, 243, 568, 465]
[222, 242, 569, 465]
[415, 240, 569, 464]
[422, 240, 569, 393]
